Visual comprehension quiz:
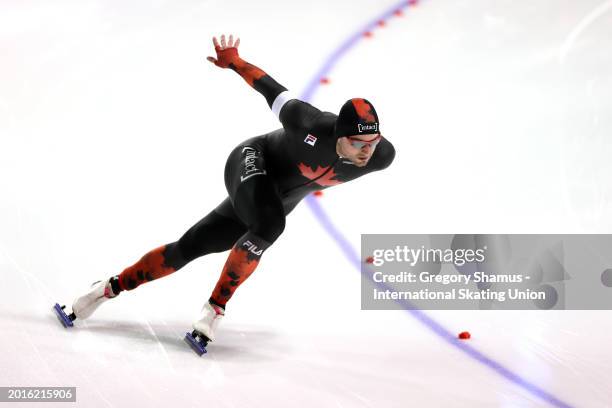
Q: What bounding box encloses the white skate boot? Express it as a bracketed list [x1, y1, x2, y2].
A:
[192, 302, 225, 342]
[71, 279, 118, 320]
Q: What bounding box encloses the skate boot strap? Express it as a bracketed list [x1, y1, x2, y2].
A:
[103, 281, 118, 298]
[210, 303, 225, 317]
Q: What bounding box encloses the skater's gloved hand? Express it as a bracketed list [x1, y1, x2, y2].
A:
[207, 34, 241, 68]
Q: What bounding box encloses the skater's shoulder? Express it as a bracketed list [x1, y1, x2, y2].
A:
[280, 98, 322, 118]
[279, 98, 325, 132]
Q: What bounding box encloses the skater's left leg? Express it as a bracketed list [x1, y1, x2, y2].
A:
[69, 200, 247, 320]
[115, 199, 247, 292]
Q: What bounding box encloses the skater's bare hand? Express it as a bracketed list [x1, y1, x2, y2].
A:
[207, 34, 241, 68]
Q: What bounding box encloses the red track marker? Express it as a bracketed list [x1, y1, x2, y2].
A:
[458, 331, 471, 340]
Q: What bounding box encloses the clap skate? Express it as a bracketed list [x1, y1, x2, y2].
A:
[184, 301, 225, 356]
[53, 278, 118, 327]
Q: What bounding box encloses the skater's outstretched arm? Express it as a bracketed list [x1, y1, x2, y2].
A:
[206, 34, 293, 111]
[207, 34, 322, 132]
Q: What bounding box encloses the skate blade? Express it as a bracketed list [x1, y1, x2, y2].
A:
[184, 331, 208, 356]
[53, 303, 74, 328]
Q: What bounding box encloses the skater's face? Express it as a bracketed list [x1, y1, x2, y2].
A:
[337, 134, 381, 167]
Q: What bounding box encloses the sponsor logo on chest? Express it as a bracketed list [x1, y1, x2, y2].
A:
[304, 134, 317, 146]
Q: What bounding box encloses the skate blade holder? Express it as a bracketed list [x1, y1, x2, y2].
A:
[53, 303, 76, 328]
[184, 330, 209, 356]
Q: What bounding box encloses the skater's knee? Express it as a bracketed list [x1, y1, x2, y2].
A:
[164, 241, 190, 269]
[251, 212, 285, 243]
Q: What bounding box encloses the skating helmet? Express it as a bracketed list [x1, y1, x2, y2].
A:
[334, 98, 380, 138]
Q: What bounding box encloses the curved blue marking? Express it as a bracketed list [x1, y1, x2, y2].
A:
[299, 1, 574, 407]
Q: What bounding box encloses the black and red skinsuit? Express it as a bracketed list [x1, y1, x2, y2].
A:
[113, 47, 395, 309]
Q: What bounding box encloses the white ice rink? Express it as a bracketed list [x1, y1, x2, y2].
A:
[1, 0, 612, 406]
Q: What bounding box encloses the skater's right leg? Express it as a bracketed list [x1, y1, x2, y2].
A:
[193, 145, 286, 341]
[207, 145, 286, 310]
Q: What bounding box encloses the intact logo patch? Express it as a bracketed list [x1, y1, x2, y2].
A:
[240, 146, 267, 182]
[358, 123, 378, 133]
[304, 134, 317, 146]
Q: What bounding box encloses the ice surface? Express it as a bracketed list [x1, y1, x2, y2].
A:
[1, 0, 611, 406]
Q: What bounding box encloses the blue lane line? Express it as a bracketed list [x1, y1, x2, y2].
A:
[299, 2, 574, 407]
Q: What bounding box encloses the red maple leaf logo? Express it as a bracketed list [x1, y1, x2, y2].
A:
[352, 99, 376, 122]
[297, 163, 343, 187]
